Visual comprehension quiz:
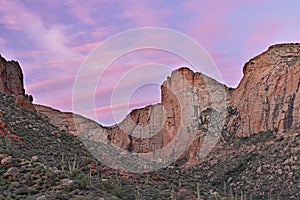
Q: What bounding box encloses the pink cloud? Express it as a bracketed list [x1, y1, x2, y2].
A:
[95, 98, 159, 113]
[0, 15, 21, 30]
[181, 1, 236, 47]
[64, 0, 99, 26]
[91, 27, 113, 40]
[26, 76, 75, 92]
[242, 20, 283, 55]
[4, 50, 43, 62]
[71, 42, 99, 54]
[45, 96, 73, 110]
[0, 37, 7, 46]
[44, 57, 84, 69]
[26, 76, 75, 110]
[94, 97, 160, 124]
[121, 1, 170, 27]
[0, 1, 40, 30]
[0, 1, 81, 59]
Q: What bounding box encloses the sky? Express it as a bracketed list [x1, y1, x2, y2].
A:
[0, 0, 299, 125]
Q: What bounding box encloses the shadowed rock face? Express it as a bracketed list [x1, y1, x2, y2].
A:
[33, 43, 300, 164]
[0, 55, 24, 96]
[0, 55, 34, 111]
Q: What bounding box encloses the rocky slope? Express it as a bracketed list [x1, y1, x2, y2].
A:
[0, 93, 138, 199]
[0, 94, 299, 199]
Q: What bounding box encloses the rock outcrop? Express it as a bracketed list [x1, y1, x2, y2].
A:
[0, 55, 34, 111]
[232, 43, 300, 136]
[0, 55, 24, 96]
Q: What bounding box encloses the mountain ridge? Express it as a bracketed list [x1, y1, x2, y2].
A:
[0, 43, 299, 199]
[32, 43, 300, 165]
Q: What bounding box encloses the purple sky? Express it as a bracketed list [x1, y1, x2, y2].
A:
[0, 0, 299, 125]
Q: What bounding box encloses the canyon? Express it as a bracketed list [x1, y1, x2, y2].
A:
[32, 43, 300, 165]
[0, 43, 299, 199]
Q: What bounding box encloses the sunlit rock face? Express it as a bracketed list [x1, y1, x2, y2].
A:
[232, 43, 300, 137]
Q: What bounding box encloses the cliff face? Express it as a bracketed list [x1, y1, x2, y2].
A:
[0, 55, 24, 96]
[0, 55, 34, 111]
[33, 43, 300, 164]
[109, 68, 230, 161]
[232, 44, 300, 137]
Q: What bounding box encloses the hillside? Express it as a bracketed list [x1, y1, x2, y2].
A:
[1, 92, 299, 199]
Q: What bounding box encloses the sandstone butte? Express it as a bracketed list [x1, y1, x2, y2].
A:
[2, 43, 300, 164]
[0, 55, 34, 111]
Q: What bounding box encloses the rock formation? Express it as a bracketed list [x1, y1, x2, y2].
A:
[0, 44, 299, 199]
[36, 67, 232, 165]
[0, 55, 24, 96]
[22, 43, 300, 164]
[231, 43, 300, 137]
[32, 43, 300, 164]
[0, 55, 34, 111]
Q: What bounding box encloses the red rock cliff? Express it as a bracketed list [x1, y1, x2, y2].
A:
[232, 43, 300, 136]
[0, 55, 34, 111]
